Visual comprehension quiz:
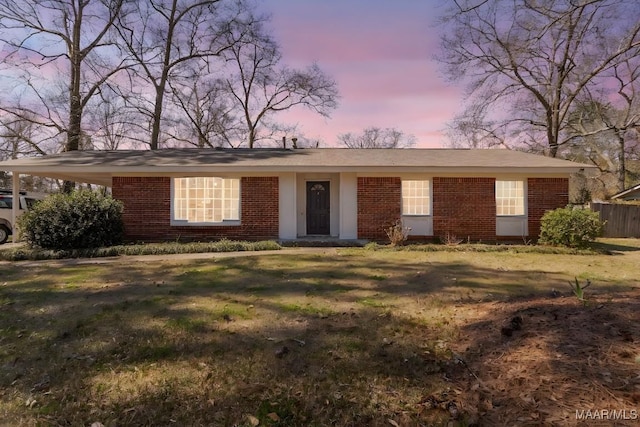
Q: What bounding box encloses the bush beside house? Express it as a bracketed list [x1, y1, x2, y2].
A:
[538, 207, 603, 248]
[18, 190, 124, 250]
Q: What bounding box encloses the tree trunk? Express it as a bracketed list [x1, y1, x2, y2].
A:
[149, 86, 166, 150]
[616, 129, 626, 192]
[149, 0, 179, 150]
[64, 4, 84, 193]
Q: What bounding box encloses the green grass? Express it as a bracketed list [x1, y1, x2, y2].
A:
[2, 237, 622, 262]
[357, 297, 389, 308]
[166, 317, 210, 333]
[0, 238, 638, 425]
[0, 239, 282, 261]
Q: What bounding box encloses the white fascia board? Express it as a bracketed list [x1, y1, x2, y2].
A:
[5, 165, 582, 186]
[10, 170, 112, 187]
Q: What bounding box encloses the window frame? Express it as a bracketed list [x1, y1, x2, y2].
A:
[170, 177, 241, 226]
[495, 179, 526, 217]
[401, 179, 432, 216]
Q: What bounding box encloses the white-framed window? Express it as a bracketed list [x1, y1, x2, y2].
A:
[402, 180, 430, 215]
[496, 180, 525, 216]
[172, 177, 240, 224]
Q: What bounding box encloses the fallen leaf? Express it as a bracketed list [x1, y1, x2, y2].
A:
[387, 419, 400, 427]
[267, 412, 280, 422]
[245, 414, 259, 426]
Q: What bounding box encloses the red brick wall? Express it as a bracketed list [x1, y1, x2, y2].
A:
[112, 176, 279, 242]
[527, 178, 569, 240]
[357, 177, 401, 240]
[432, 177, 496, 241]
[111, 175, 569, 243]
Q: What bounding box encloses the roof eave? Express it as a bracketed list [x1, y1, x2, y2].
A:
[611, 184, 640, 200]
[4, 165, 585, 188]
[6, 165, 587, 174]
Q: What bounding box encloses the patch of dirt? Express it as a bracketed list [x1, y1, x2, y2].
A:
[446, 288, 640, 426]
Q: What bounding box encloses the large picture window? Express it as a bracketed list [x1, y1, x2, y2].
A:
[496, 180, 525, 216]
[173, 177, 240, 224]
[402, 180, 430, 215]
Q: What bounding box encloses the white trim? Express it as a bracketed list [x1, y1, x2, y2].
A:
[0, 148, 590, 188]
[279, 173, 297, 239]
[3, 169, 577, 190]
[495, 178, 529, 236]
[296, 174, 340, 237]
[399, 176, 433, 236]
[496, 216, 528, 237]
[339, 173, 358, 239]
[7, 166, 583, 175]
[171, 219, 241, 227]
[402, 179, 432, 216]
[12, 174, 19, 240]
[495, 179, 526, 216]
[402, 216, 434, 237]
[169, 177, 241, 227]
[611, 183, 640, 200]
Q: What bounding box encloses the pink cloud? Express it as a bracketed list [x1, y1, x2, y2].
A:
[261, 0, 460, 148]
[267, 1, 442, 62]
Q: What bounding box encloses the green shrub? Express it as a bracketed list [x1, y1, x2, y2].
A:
[18, 190, 124, 249]
[538, 207, 603, 248]
[0, 240, 282, 261]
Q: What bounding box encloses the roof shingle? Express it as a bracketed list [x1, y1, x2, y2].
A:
[0, 148, 592, 187]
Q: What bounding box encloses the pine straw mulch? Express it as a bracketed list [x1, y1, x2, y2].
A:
[440, 287, 640, 426]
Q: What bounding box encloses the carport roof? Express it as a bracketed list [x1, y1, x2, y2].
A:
[0, 148, 592, 187]
[611, 183, 640, 200]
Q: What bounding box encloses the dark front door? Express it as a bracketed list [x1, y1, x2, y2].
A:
[306, 181, 330, 235]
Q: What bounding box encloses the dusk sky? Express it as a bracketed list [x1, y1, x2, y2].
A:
[260, 1, 461, 148]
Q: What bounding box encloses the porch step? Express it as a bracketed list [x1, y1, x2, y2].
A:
[279, 238, 369, 248]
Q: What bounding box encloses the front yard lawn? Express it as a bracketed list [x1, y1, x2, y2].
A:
[0, 239, 639, 426]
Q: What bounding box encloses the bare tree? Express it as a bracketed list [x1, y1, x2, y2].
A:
[0, 0, 128, 152]
[437, 0, 640, 157]
[116, 0, 258, 150]
[84, 87, 141, 150]
[0, 0, 129, 191]
[563, 58, 640, 194]
[0, 113, 50, 159]
[338, 127, 416, 149]
[210, 19, 338, 148]
[0, 113, 64, 191]
[445, 103, 509, 149]
[169, 75, 240, 148]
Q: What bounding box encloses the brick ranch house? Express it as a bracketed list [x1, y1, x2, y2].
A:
[0, 148, 591, 242]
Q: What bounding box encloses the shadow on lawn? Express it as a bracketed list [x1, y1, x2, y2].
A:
[0, 253, 637, 426]
[451, 291, 640, 425]
[590, 240, 640, 254]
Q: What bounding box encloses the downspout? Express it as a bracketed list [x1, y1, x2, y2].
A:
[12, 173, 19, 241]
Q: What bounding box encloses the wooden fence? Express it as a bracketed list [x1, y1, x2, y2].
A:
[590, 202, 640, 238]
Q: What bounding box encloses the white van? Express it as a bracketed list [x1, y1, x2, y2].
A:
[0, 190, 46, 244]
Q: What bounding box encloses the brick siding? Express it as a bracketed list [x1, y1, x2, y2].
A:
[112, 176, 279, 242]
[111, 174, 569, 243]
[357, 177, 401, 240]
[432, 177, 496, 241]
[527, 177, 569, 240]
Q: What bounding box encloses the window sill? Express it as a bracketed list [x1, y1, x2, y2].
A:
[170, 220, 241, 227]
